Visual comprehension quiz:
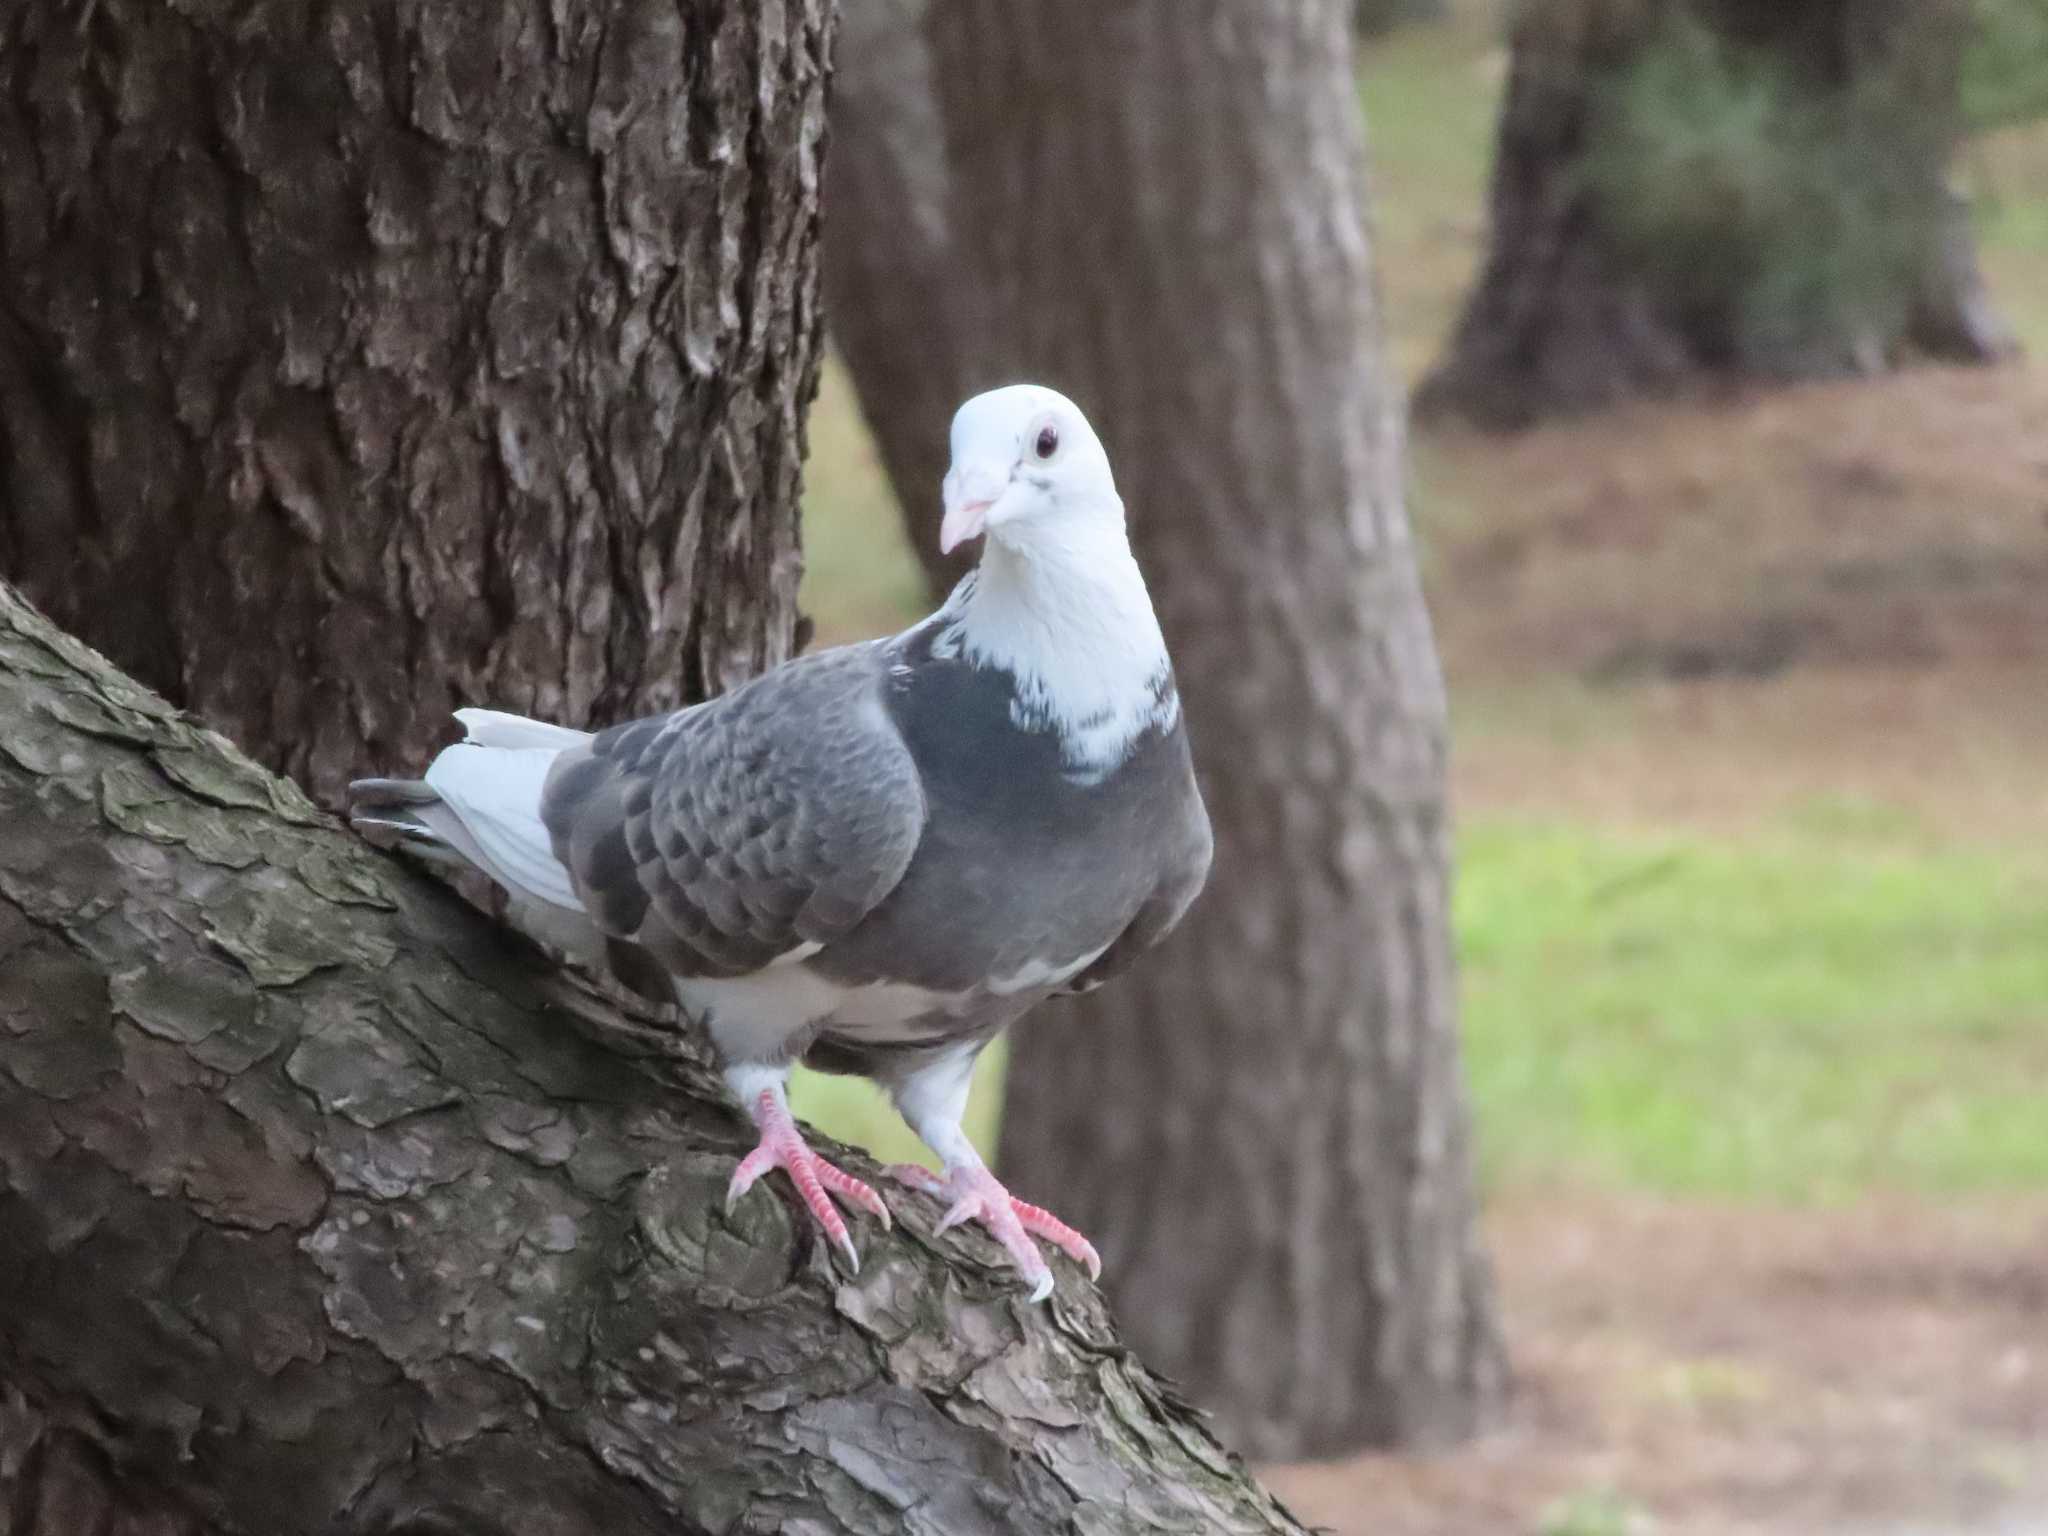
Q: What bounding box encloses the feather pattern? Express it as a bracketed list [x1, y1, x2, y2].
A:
[538, 641, 927, 981]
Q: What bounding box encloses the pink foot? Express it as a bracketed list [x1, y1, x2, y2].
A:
[727, 1091, 890, 1271]
[886, 1162, 1101, 1302]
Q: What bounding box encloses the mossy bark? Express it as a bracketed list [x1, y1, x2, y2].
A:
[0, 579, 1312, 1533]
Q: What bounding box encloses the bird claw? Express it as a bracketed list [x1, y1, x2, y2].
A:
[728, 1093, 890, 1273]
[932, 1194, 981, 1237]
[887, 1162, 1099, 1300]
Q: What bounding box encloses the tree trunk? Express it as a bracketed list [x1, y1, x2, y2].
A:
[816, 0, 975, 599]
[828, 0, 1506, 1461]
[0, 577, 1314, 1535]
[0, 0, 825, 807]
[1416, 0, 2018, 429]
[1355, 0, 1451, 38]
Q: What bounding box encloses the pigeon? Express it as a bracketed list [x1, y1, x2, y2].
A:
[349, 384, 1213, 1301]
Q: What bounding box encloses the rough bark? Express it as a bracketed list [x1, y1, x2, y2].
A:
[1416, 0, 2018, 429]
[829, 0, 1506, 1461]
[0, 578, 1314, 1533]
[0, 0, 826, 806]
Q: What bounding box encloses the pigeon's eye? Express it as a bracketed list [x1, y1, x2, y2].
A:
[1034, 425, 1059, 459]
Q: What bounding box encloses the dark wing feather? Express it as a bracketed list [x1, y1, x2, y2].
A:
[541, 643, 926, 979]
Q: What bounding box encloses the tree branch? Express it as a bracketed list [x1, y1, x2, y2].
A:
[0, 581, 1308, 1534]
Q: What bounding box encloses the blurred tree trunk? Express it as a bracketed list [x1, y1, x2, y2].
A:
[1356, 0, 1451, 37]
[0, 579, 1314, 1535]
[1417, 0, 2017, 429]
[828, 0, 1506, 1461]
[0, 0, 826, 807]
[816, 0, 974, 598]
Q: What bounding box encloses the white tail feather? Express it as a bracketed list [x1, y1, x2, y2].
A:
[455, 708, 594, 751]
[423, 742, 584, 912]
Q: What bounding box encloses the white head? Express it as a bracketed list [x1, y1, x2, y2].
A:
[929, 385, 1175, 779]
[939, 385, 1123, 557]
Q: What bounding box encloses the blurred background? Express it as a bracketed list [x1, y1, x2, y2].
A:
[2, 0, 2041, 1527]
[795, 1, 2048, 1531]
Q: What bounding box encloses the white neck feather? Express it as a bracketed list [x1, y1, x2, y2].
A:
[933, 514, 1177, 775]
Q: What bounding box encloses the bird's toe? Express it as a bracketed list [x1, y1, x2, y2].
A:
[916, 1166, 1083, 1300]
[727, 1119, 886, 1272]
[883, 1162, 948, 1197]
[815, 1159, 893, 1230]
[1011, 1199, 1101, 1279]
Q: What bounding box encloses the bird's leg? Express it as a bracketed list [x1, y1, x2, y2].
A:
[723, 1063, 889, 1272]
[885, 1048, 1101, 1302]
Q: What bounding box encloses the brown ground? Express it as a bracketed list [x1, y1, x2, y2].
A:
[1429, 364, 2048, 855]
[1450, 665, 2048, 853]
[1423, 366, 2048, 692]
[1262, 363, 2048, 1535]
[1266, 1193, 2048, 1536]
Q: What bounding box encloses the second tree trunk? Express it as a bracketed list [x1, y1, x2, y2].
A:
[828, 0, 1506, 1460]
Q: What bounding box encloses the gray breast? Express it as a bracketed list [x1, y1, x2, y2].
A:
[809, 626, 1212, 1019]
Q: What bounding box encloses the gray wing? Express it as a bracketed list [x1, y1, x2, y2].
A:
[540, 642, 927, 980]
[1063, 779, 1213, 994]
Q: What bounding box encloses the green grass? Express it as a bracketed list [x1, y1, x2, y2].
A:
[1457, 813, 2048, 1199]
[797, 365, 929, 648]
[1537, 1488, 1656, 1536]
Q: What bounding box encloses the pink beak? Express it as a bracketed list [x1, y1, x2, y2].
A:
[939, 498, 994, 556]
